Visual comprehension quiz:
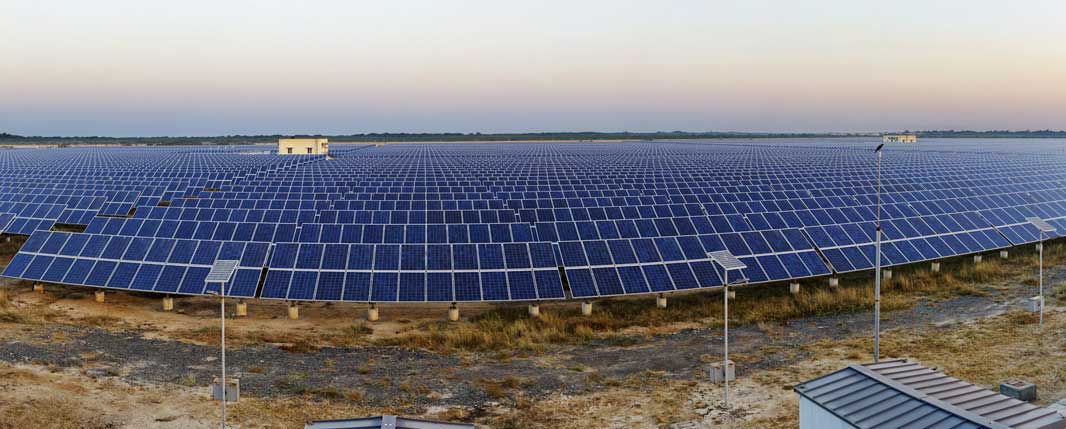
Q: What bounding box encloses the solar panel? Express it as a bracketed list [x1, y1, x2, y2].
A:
[707, 250, 746, 271]
[3, 141, 1066, 302]
[1027, 217, 1056, 233]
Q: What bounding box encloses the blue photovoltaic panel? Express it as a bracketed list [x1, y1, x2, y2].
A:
[2, 140, 1064, 302]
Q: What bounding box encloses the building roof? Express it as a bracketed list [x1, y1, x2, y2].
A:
[795, 359, 1066, 429]
[304, 416, 475, 429]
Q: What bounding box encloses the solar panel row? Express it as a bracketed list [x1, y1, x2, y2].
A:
[2, 140, 1066, 303]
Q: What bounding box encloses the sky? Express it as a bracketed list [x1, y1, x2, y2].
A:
[2, 1, 1065, 137]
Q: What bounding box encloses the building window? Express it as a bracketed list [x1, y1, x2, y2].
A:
[286, 148, 292, 154]
[307, 148, 313, 154]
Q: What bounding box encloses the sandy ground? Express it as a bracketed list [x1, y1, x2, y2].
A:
[1, 265, 1065, 428]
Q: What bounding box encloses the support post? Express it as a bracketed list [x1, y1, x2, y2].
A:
[931, 262, 941, 272]
[94, 290, 105, 303]
[235, 300, 247, 317]
[656, 293, 667, 308]
[723, 269, 730, 408]
[580, 301, 593, 316]
[789, 282, 800, 295]
[162, 296, 174, 312]
[448, 303, 459, 322]
[367, 303, 379, 322]
[1039, 233, 1044, 329]
[528, 304, 540, 318]
[287, 302, 299, 320]
[873, 147, 882, 365]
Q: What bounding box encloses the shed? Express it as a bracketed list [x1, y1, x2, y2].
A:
[304, 416, 475, 429]
[794, 359, 1066, 429]
[279, 138, 329, 155]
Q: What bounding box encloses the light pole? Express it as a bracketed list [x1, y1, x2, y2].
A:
[873, 143, 884, 363]
[708, 250, 746, 409]
[206, 260, 240, 429]
[1026, 217, 1056, 329]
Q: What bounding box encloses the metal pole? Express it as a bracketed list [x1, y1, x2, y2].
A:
[1039, 231, 1044, 329]
[874, 149, 882, 363]
[220, 281, 227, 429]
[723, 269, 729, 408]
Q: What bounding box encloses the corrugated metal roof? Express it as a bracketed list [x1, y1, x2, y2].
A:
[866, 360, 1065, 429]
[795, 359, 1066, 429]
[304, 416, 475, 429]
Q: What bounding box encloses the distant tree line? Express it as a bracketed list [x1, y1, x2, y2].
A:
[1, 130, 1064, 145]
[910, 130, 1066, 138]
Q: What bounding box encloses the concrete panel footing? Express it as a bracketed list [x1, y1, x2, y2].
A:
[1000, 250, 1009, 259]
[287, 302, 299, 320]
[931, 262, 941, 272]
[162, 297, 174, 312]
[974, 255, 983, 263]
[448, 304, 459, 322]
[656, 294, 668, 308]
[94, 291, 105, 303]
[528, 304, 540, 318]
[367, 304, 379, 322]
[883, 269, 893, 280]
[727, 290, 736, 300]
[1036, 244, 1043, 252]
[33, 283, 44, 294]
[236, 301, 248, 317]
[581, 301, 593, 316]
[789, 282, 800, 295]
[829, 277, 839, 288]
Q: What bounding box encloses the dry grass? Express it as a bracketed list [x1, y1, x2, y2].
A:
[806, 309, 1066, 405]
[374, 267, 981, 353]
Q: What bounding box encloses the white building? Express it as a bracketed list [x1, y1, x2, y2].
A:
[278, 138, 328, 155]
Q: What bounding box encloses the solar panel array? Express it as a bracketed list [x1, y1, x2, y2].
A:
[3, 139, 1066, 303]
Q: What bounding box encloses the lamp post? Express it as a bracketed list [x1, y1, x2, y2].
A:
[708, 250, 746, 409]
[1026, 217, 1056, 329]
[873, 143, 884, 363]
[206, 260, 240, 429]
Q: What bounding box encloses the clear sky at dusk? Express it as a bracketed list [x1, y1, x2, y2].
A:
[2, 1, 1065, 136]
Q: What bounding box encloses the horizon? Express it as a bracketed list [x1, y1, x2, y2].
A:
[3, 1, 1065, 136]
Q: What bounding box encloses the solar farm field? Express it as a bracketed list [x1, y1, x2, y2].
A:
[3, 138, 1066, 428]
[2, 139, 1065, 303]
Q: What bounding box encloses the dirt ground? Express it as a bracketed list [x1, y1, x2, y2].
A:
[2, 258, 1065, 428]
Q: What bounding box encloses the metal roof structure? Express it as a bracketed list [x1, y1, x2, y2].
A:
[304, 416, 475, 429]
[795, 359, 1066, 429]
